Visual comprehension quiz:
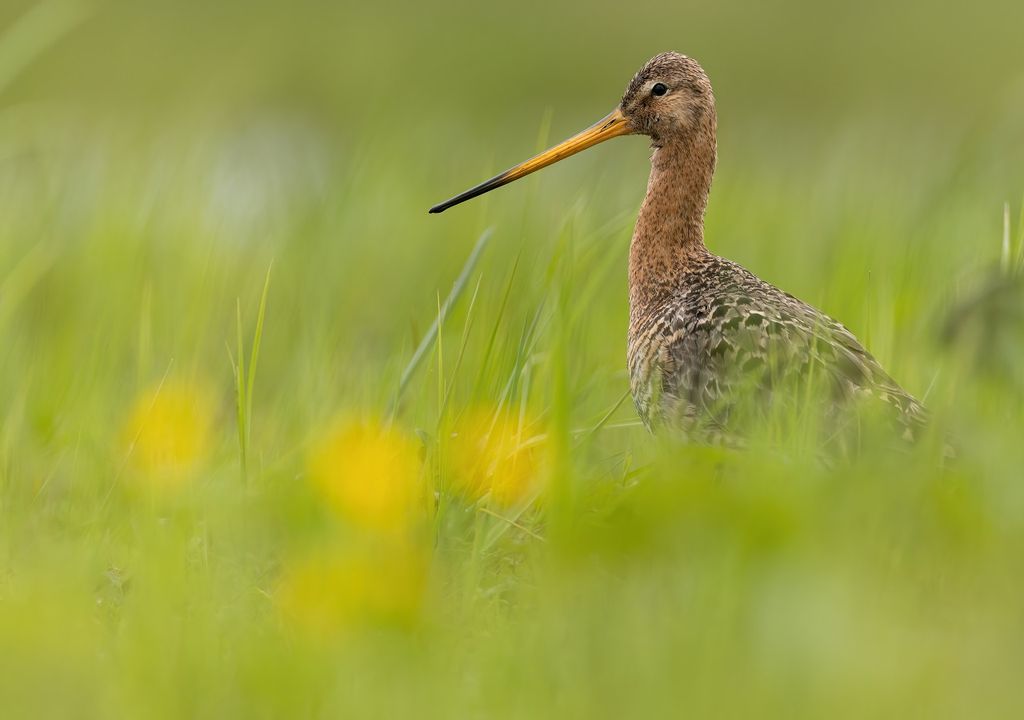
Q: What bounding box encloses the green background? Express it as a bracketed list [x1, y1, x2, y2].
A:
[2, 0, 1024, 717]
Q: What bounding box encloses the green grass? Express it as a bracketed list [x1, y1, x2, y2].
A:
[2, 1, 1024, 717]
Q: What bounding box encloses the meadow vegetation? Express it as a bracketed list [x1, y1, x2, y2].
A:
[1, 1, 1023, 717]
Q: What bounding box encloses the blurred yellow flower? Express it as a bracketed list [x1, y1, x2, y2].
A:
[448, 407, 544, 506]
[276, 543, 428, 637]
[308, 419, 423, 532]
[123, 380, 214, 485]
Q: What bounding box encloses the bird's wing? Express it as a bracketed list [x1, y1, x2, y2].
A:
[659, 258, 929, 438]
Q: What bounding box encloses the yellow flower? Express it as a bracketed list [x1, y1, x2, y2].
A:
[276, 543, 428, 637]
[448, 407, 544, 506]
[123, 380, 214, 486]
[308, 419, 423, 532]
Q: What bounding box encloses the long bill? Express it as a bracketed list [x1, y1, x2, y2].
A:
[429, 108, 632, 214]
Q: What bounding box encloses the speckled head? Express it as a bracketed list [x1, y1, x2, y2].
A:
[619, 52, 715, 144]
[429, 52, 713, 214]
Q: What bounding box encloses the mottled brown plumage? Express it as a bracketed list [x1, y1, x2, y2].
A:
[431, 52, 929, 446]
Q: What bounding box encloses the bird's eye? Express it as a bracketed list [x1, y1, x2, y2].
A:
[651, 83, 668, 97]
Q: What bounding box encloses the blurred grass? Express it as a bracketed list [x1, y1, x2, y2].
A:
[1, 0, 1024, 717]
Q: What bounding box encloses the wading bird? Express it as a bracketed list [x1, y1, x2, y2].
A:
[430, 52, 927, 445]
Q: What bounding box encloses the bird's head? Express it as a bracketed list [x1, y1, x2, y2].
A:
[618, 52, 715, 145]
[429, 52, 713, 214]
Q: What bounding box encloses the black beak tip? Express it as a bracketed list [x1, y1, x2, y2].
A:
[429, 169, 511, 215]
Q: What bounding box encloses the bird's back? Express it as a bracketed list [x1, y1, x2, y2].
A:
[627, 253, 928, 444]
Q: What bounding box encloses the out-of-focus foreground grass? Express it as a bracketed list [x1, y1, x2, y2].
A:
[2, 0, 1024, 717]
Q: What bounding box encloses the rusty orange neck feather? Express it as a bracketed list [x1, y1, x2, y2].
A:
[628, 113, 717, 322]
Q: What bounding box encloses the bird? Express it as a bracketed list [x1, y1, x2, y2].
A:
[430, 52, 929, 447]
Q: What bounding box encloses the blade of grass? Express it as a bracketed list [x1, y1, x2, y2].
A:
[575, 389, 632, 443]
[1001, 201, 1010, 274]
[493, 299, 546, 418]
[472, 249, 521, 399]
[231, 263, 273, 482]
[435, 290, 444, 425]
[478, 505, 545, 543]
[234, 298, 247, 479]
[439, 276, 483, 420]
[392, 226, 493, 417]
[1015, 196, 1024, 272]
[246, 264, 273, 444]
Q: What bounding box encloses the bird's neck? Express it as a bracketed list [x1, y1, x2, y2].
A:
[628, 120, 716, 321]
